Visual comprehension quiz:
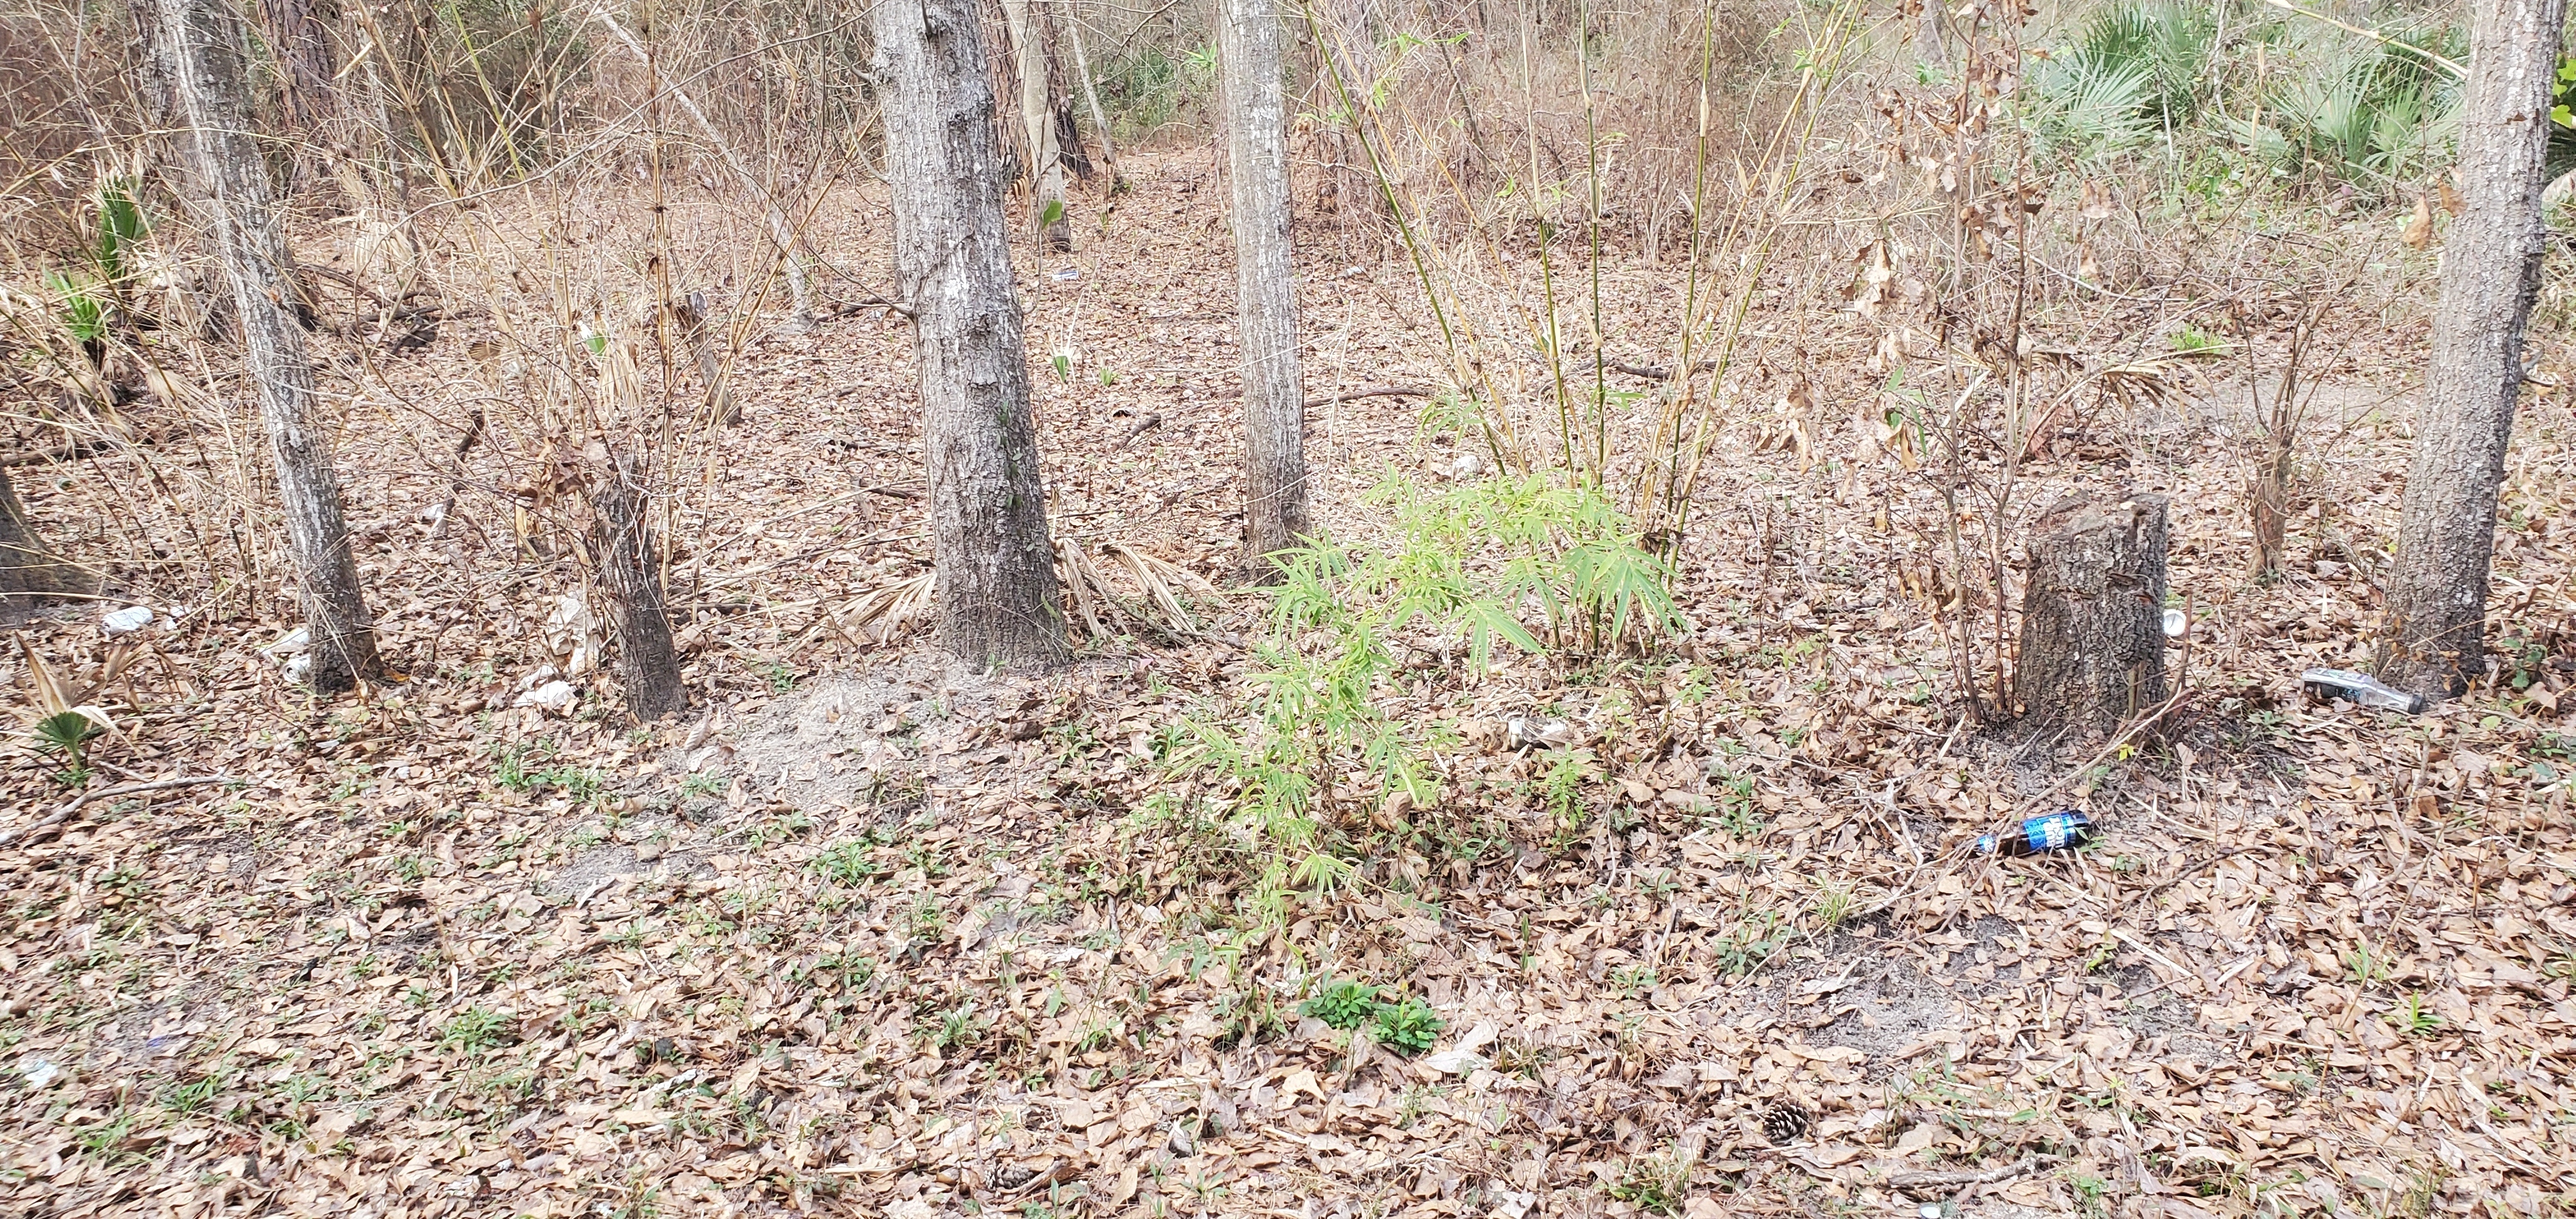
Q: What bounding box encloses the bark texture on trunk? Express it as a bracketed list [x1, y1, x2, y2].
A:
[585, 449, 688, 720]
[1000, 0, 1072, 250]
[876, 0, 1067, 670]
[672, 291, 735, 425]
[1218, 0, 1308, 576]
[2014, 493, 2169, 738]
[2377, 0, 2566, 699]
[260, 0, 337, 131]
[0, 466, 82, 606]
[1064, 13, 1121, 185]
[157, 0, 381, 691]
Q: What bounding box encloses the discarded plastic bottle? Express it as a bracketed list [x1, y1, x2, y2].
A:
[1979, 809, 2094, 856]
[2299, 668, 2426, 714]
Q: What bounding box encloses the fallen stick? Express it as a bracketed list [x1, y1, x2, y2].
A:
[0, 775, 231, 850]
[1301, 383, 1434, 408]
[1607, 358, 1719, 382]
[1887, 1153, 2058, 1195]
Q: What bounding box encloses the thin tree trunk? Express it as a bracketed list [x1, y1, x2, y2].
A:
[876, 0, 1068, 670]
[671, 291, 736, 425]
[259, 0, 337, 131]
[585, 448, 688, 720]
[2014, 494, 2169, 738]
[0, 466, 82, 606]
[2377, 0, 2566, 699]
[1065, 12, 1123, 188]
[156, 0, 382, 691]
[1002, 0, 1072, 250]
[2248, 436, 2292, 578]
[1218, 0, 1309, 577]
[594, 9, 818, 328]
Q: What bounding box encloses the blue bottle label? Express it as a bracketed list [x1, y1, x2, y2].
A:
[2025, 814, 2071, 851]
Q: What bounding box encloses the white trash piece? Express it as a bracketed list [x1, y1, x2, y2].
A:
[515, 680, 578, 713]
[101, 606, 153, 636]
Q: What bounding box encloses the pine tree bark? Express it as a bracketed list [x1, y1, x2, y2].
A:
[1064, 13, 1122, 187]
[2014, 494, 2169, 738]
[156, 0, 382, 691]
[1000, 0, 1072, 251]
[259, 0, 338, 132]
[876, 0, 1068, 670]
[1218, 0, 1309, 577]
[584, 448, 687, 720]
[2377, 0, 2567, 700]
[0, 466, 82, 606]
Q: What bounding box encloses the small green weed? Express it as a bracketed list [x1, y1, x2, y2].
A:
[1301, 979, 1381, 1031]
[813, 836, 890, 885]
[1370, 996, 1443, 1055]
[438, 1006, 515, 1054]
[2388, 992, 2442, 1037]
[1607, 1146, 1693, 1214]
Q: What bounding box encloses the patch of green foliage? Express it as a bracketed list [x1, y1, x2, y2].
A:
[1300, 977, 1445, 1056]
[1172, 472, 1677, 918]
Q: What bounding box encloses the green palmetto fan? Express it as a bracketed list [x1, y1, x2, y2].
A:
[33, 710, 103, 767]
[15, 636, 122, 769]
[94, 180, 148, 284]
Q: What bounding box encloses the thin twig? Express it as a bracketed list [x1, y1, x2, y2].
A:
[1300, 383, 1434, 409]
[1887, 1153, 2058, 1193]
[2004, 689, 2195, 822]
[2253, 0, 2464, 76]
[0, 774, 232, 849]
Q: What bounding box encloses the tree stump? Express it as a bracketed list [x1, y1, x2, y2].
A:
[0, 466, 82, 608]
[584, 448, 688, 721]
[2014, 493, 2170, 737]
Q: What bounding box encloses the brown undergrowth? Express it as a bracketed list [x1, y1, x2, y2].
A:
[3, 150, 2575, 1219]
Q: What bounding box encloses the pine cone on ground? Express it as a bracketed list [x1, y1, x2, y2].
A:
[1761, 1100, 1812, 1144]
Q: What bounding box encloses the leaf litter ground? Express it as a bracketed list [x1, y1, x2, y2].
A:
[4, 152, 2576, 1218]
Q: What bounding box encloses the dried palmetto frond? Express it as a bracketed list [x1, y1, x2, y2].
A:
[2023, 345, 2221, 457]
[1055, 537, 1211, 640]
[1097, 540, 1213, 628]
[1055, 537, 1114, 639]
[829, 533, 1213, 652]
[831, 571, 936, 647]
[2096, 346, 2216, 412]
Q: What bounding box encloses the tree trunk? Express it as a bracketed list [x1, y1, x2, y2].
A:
[1915, 0, 1951, 68]
[584, 448, 688, 720]
[876, 0, 1068, 670]
[0, 466, 82, 606]
[1000, 0, 1072, 251]
[1218, 0, 1309, 577]
[671, 291, 736, 425]
[2376, 0, 2566, 700]
[1064, 13, 1123, 188]
[2248, 436, 2292, 579]
[2014, 494, 2169, 738]
[259, 0, 337, 132]
[596, 9, 818, 328]
[157, 0, 382, 691]
[1039, 1, 1093, 185]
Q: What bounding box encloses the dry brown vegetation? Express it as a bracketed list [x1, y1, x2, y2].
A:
[6, 1, 2576, 1218]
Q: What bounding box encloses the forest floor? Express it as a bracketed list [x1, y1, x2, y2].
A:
[5, 149, 2576, 1219]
